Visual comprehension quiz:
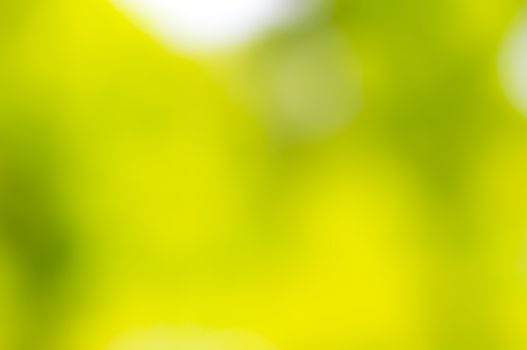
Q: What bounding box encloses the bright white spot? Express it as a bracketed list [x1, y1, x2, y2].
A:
[500, 11, 527, 114]
[111, 0, 318, 53]
[107, 325, 279, 350]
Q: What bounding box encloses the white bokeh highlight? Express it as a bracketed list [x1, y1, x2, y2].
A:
[111, 0, 317, 53]
[107, 325, 279, 350]
[500, 12, 527, 114]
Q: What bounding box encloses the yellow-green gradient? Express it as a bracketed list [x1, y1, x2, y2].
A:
[2, 0, 527, 350]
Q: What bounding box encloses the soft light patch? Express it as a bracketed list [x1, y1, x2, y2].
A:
[500, 12, 527, 115]
[268, 32, 359, 137]
[107, 326, 279, 350]
[110, 0, 316, 53]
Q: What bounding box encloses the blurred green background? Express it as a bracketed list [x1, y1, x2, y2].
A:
[2, 0, 527, 349]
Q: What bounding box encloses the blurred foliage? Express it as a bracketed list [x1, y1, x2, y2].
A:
[3, 0, 527, 350]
